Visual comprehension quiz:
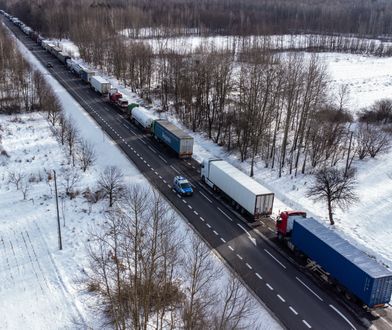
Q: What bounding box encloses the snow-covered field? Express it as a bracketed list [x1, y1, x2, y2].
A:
[36, 35, 392, 268]
[0, 30, 282, 329]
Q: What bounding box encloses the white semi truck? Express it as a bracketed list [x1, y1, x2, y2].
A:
[90, 75, 111, 94]
[201, 158, 274, 219]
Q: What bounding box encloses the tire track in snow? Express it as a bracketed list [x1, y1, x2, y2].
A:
[20, 231, 45, 294]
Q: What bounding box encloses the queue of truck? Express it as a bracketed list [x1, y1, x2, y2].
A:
[2, 9, 392, 311]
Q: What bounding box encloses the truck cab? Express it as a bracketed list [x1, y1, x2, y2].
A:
[201, 158, 221, 189]
[276, 211, 307, 239]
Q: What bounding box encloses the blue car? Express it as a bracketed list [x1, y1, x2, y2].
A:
[173, 176, 193, 196]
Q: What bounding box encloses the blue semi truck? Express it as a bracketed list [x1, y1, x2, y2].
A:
[151, 120, 193, 158]
[277, 211, 392, 308]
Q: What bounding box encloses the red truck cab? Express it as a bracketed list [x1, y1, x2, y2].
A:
[276, 211, 307, 239]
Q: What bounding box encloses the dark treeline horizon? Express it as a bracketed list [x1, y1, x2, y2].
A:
[1, 0, 392, 38]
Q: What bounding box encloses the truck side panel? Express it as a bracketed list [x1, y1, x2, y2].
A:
[292, 218, 392, 307]
[207, 160, 273, 217]
[153, 120, 193, 158]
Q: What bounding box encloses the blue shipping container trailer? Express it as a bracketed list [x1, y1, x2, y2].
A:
[152, 120, 193, 158]
[291, 218, 392, 308]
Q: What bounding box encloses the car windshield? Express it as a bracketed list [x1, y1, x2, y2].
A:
[180, 182, 191, 189]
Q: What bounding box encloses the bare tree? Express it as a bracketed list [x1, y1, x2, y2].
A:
[182, 235, 219, 330]
[356, 124, 391, 159]
[65, 119, 79, 166]
[77, 139, 96, 172]
[20, 177, 31, 200]
[8, 170, 25, 190]
[213, 273, 256, 330]
[97, 166, 125, 207]
[307, 167, 358, 225]
[62, 166, 80, 198]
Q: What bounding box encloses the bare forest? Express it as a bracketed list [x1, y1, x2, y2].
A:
[2, 1, 392, 180]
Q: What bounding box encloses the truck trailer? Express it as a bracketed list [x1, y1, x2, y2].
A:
[90, 76, 111, 95]
[80, 68, 96, 83]
[151, 120, 193, 158]
[57, 52, 70, 65]
[201, 159, 274, 219]
[277, 213, 392, 308]
[130, 106, 158, 132]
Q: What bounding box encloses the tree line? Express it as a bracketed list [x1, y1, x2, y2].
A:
[3, 0, 392, 38]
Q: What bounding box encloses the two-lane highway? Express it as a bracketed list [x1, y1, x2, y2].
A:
[3, 18, 367, 330]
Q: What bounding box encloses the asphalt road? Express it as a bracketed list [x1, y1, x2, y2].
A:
[3, 17, 368, 330]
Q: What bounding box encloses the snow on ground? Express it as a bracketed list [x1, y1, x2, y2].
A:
[325, 53, 392, 109]
[0, 27, 282, 329]
[121, 31, 392, 53]
[0, 113, 103, 329]
[48, 37, 392, 269]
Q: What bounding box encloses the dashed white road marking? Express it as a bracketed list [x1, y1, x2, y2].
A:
[148, 146, 156, 153]
[266, 283, 274, 290]
[302, 320, 312, 328]
[170, 165, 181, 174]
[182, 199, 187, 204]
[193, 210, 198, 215]
[264, 249, 286, 269]
[217, 207, 233, 221]
[236, 254, 243, 260]
[246, 263, 252, 270]
[220, 238, 226, 243]
[188, 205, 192, 210]
[296, 277, 323, 301]
[228, 245, 234, 251]
[255, 273, 262, 280]
[200, 217, 205, 222]
[277, 294, 285, 302]
[206, 223, 211, 228]
[159, 155, 168, 163]
[289, 306, 298, 315]
[213, 230, 219, 236]
[199, 191, 212, 203]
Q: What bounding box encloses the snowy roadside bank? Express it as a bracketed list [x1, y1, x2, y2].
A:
[1, 24, 282, 329]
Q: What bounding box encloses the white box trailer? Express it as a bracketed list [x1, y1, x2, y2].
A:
[201, 159, 274, 219]
[131, 106, 158, 131]
[90, 75, 111, 94]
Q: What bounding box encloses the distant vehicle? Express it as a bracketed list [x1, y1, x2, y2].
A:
[46, 62, 53, 68]
[173, 176, 193, 196]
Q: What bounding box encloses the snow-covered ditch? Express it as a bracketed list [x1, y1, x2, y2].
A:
[0, 31, 282, 329]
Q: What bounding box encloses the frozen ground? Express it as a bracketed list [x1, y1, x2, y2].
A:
[0, 28, 282, 329]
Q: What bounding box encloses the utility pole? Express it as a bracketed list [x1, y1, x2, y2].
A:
[344, 131, 353, 178]
[53, 170, 62, 250]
